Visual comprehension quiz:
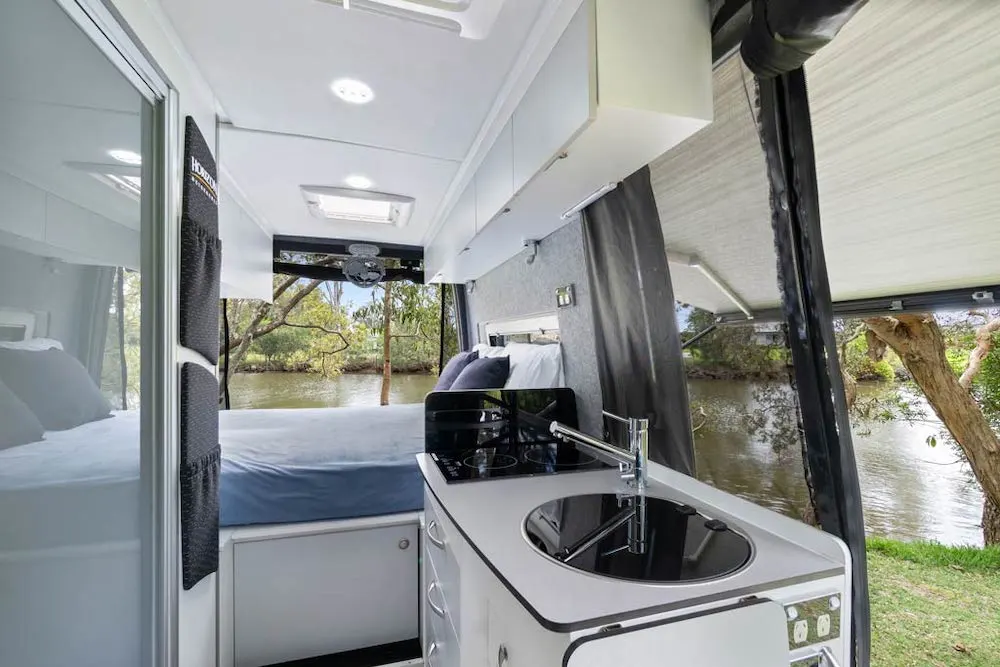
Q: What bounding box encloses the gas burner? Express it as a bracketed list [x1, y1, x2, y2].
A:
[523, 444, 597, 468]
[462, 451, 518, 471]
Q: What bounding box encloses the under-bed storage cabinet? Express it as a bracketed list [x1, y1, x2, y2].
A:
[233, 522, 419, 667]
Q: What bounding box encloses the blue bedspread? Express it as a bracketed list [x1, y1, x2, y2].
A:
[219, 404, 426, 527]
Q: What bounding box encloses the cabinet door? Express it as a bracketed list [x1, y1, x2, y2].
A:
[474, 120, 513, 233]
[234, 525, 418, 667]
[511, 2, 594, 192]
[424, 181, 477, 281]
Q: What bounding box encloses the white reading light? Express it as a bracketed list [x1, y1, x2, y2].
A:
[331, 78, 374, 105]
[108, 149, 142, 166]
[345, 174, 374, 189]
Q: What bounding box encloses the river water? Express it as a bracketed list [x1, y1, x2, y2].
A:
[229, 372, 985, 546]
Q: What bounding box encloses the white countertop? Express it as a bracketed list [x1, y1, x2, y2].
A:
[417, 453, 846, 632]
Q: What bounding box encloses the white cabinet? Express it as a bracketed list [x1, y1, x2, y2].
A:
[234, 524, 419, 667]
[510, 3, 594, 194]
[474, 120, 515, 233]
[424, 180, 477, 280]
[0, 171, 46, 241]
[427, 0, 713, 283]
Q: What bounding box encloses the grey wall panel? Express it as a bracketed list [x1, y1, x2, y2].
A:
[467, 219, 603, 436]
[0, 244, 99, 358]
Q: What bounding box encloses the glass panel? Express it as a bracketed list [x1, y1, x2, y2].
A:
[0, 2, 151, 665]
[224, 273, 447, 409]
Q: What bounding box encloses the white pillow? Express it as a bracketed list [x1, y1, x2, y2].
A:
[503, 342, 564, 389]
[0, 337, 64, 351]
[472, 343, 508, 359]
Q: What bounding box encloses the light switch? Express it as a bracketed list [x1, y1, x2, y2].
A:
[817, 614, 831, 638]
[793, 620, 809, 644]
[555, 284, 575, 308]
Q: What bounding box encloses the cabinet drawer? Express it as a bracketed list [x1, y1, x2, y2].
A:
[423, 491, 461, 632]
[424, 565, 459, 667]
[426, 551, 460, 635]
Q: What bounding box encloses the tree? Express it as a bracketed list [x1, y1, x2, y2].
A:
[221, 258, 351, 390]
[354, 281, 442, 405]
[864, 313, 1000, 544]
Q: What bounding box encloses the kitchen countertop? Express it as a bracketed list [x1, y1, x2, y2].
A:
[417, 453, 846, 632]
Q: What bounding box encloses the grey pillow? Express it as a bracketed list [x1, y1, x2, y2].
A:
[0, 348, 112, 431]
[450, 356, 511, 391]
[0, 376, 44, 450]
[434, 350, 479, 391]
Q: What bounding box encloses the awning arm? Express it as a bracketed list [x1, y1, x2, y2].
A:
[716, 284, 1000, 324]
[666, 251, 754, 319]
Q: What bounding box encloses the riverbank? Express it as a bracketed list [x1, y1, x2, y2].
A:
[868, 537, 1000, 666]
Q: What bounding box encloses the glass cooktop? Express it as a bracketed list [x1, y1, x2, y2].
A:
[524, 494, 753, 583]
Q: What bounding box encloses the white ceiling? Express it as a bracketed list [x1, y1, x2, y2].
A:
[0, 0, 143, 251]
[161, 0, 550, 243]
[220, 125, 457, 243]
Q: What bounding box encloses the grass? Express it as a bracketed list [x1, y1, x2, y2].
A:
[867, 538, 1000, 666]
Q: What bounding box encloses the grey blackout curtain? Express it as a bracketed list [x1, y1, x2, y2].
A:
[581, 166, 695, 475]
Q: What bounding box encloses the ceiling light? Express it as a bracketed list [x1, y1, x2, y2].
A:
[345, 174, 374, 189]
[331, 78, 374, 105]
[108, 149, 142, 165]
[301, 185, 414, 227]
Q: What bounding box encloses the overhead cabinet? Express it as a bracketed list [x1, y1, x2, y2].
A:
[426, 0, 713, 282]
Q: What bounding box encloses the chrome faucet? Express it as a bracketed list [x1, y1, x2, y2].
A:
[548, 410, 649, 492]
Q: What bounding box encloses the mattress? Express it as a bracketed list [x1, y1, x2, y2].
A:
[219, 404, 426, 526]
[0, 404, 426, 552]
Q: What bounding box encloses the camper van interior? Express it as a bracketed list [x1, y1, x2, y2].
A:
[1, 0, 998, 666]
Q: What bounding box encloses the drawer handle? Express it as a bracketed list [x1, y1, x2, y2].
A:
[427, 581, 447, 619]
[427, 520, 446, 550]
[426, 641, 439, 667]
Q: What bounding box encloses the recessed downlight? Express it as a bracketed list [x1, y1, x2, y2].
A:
[345, 174, 373, 190]
[108, 149, 142, 165]
[331, 78, 374, 105]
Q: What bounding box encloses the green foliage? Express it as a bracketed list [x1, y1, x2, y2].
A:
[101, 269, 141, 409]
[945, 348, 970, 376]
[682, 307, 784, 375]
[973, 334, 1000, 429]
[867, 536, 1000, 572]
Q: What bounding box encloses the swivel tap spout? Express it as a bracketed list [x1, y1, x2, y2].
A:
[549, 411, 649, 492]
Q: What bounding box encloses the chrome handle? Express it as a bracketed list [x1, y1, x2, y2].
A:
[427, 581, 447, 619]
[426, 641, 439, 667]
[427, 520, 446, 550]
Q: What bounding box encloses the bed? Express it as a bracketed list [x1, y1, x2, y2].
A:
[0, 404, 426, 547]
[0, 403, 425, 667]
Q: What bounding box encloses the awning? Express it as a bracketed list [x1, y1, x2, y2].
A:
[653, 0, 1000, 317]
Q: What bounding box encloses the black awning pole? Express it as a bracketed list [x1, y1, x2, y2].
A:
[221, 298, 231, 410]
[438, 284, 447, 373]
[116, 267, 128, 410]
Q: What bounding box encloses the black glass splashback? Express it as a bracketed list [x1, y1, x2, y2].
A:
[524, 494, 752, 583]
[425, 389, 609, 483]
[424, 389, 579, 454]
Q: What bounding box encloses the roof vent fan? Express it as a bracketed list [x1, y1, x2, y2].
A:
[343, 243, 386, 288]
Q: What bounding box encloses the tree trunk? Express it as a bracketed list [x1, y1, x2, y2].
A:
[985, 496, 1000, 546]
[865, 314, 1000, 544]
[380, 283, 393, 406]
